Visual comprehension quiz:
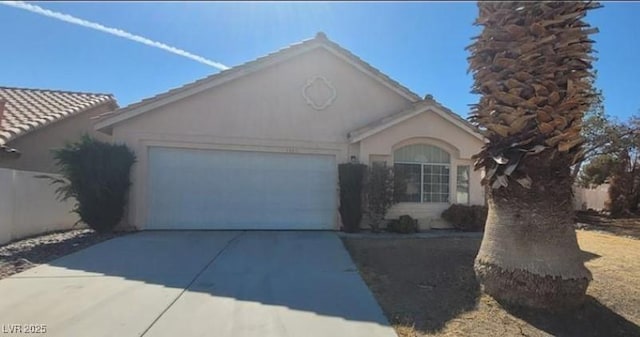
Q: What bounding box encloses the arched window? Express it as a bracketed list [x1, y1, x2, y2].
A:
[394, 144, 450, 203]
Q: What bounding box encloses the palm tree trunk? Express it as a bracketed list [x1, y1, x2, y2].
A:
[475, 152, 591, 310]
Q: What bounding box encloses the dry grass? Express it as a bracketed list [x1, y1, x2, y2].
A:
[343, 231, 640, 337]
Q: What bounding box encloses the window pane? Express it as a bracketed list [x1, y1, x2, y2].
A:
[456, 165, 470, 204]
[394, 144, 450, 163]
[422, 164, 450, 203]
[392, 144, 452, 204]
[424, 175, 432, 184]
[394, 163, 421, 202]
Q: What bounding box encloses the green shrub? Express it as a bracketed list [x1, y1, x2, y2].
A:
[441, 204, 488, 232]
[338, 162, 367, 233]
[364, 163, 396, 232]
[607, 150, 634, 218]
[387, 215, 418, 234]
[42, 135, 136, 233]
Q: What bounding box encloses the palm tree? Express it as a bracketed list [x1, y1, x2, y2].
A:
[467, 1, 601, 310]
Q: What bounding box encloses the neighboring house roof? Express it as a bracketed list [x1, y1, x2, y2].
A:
[0, 86, 117, 145]
[0, 99, 20, 159]
[347, 96, 484, 143]
[95, 32, 422, 132]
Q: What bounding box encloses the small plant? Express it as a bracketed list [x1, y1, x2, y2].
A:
[338, 162, 367, 233]
[387, 215, 418, 234]
[441, 204, 488, 232]
[40, 135, 136, 233]
[364, 163, 396, 232]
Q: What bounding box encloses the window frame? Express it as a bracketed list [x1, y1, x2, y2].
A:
[394, 160, 450, 203]
[456, 165, 470, 205]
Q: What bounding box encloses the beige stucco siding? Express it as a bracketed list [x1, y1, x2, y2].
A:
[359, 110, 485, 229]
[1, 103, 115, 173]
[108, 47, 414, 228]
[359, 110, 483, 161]
[112, 47, 413, 144]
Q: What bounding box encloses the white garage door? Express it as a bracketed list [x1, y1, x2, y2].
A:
[146, 147, 337, 230]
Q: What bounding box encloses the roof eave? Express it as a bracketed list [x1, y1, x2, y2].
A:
[0, 145, 21, 159]
[348, 101, 484, 144]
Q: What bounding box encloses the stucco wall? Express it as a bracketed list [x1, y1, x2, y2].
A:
[0, 168, 79, 245]
[574, 184, 609, 211]
[111, 47, 412, 144]
[359, 109, 483, 161]
[0, 103, 115, 173]
[108, 47, 414, 228]
[359, 110, 485, 229]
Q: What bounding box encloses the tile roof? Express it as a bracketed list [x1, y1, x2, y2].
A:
[96, 32, 422, 130]
[0, 87, 116, 145]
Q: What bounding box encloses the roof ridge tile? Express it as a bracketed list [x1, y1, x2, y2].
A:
[0, 86, 114, 98]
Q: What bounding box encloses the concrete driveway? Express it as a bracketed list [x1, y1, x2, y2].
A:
[0, 231, 396, 337]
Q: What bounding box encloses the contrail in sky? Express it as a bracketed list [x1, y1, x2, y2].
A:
[0, 1, 230, 70]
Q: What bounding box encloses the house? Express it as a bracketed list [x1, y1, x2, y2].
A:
[95, 32, 485, 231]
[0, 100, 21, 159]
[0, 144, 20, 160]
[0, 87, 117, 173]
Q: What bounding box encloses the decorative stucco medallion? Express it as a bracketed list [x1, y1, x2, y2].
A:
[302, 76, 336, 110]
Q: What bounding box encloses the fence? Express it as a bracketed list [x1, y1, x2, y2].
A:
[573, 183, 610, 211]
[0, 168, 79, 245]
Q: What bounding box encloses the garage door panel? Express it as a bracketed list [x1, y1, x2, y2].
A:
[147, 147, 336, 230]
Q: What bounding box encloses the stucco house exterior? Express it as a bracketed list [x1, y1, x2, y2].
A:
[95, 33, 485, 231]
[0, 87, 117, 173]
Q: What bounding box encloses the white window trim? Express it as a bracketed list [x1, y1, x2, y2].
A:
[394, 161, 449, 166]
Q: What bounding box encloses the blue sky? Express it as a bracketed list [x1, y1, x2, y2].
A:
[1, 2, 639, 121]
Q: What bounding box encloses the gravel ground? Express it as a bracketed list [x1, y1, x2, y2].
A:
[0, 229, 129, 279]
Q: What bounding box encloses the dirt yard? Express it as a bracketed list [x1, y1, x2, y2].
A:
[343, 231, 640, 337]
